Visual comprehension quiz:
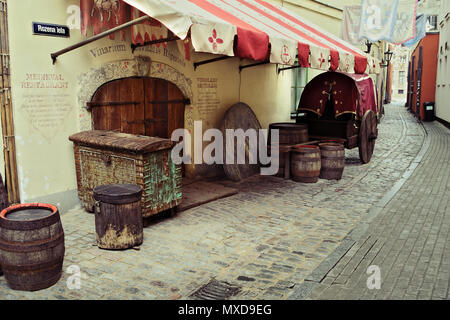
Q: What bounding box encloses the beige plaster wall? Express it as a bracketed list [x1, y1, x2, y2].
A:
[266, 0, 343, 37]
[436, 3, 450, 123]
[0, 116, 4, 178]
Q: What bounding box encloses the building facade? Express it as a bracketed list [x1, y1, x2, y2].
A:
[408, 33, 440, 121]
[435, 0, 450, 124]
[391, 46, 410, 102]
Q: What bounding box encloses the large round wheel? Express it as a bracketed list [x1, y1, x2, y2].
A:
[221, 102, 262, 181]
[358, 110, 378, 164]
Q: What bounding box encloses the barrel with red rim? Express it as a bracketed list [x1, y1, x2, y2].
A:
[0, 203, 65, 291]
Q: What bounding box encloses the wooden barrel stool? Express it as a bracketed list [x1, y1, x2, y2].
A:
[268, 145, 292, 179]
[319, 143, 345, 180]
[93, 184, 143, 250]
[291, 145, 321, 183]
[0, 203, 65, 291]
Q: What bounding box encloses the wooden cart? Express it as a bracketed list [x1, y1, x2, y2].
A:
[296, 71, 379, 164]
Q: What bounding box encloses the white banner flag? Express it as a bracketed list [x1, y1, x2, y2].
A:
[392, 0, 418, 44]
[359, 0, 399, 42]
[342, 6, 363, 45]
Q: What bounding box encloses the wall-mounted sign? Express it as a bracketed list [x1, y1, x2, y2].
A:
[32, 22, 70, 38]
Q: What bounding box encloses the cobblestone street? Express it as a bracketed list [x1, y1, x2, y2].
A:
[300, 109, 450, 300]
[1, 103, 447, 300]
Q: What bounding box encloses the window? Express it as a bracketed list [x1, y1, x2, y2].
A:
[291, 67, 307, 115]
[427, 15, 438, 31]
[399, 71, 406, 85]
[398, 90, 405, 94]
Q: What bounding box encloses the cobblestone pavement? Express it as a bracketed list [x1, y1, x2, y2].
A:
[0, 103, 432, 300]
[301, 114, 450, 300]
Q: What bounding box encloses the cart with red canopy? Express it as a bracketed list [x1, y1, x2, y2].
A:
[296, 71, 379, 163]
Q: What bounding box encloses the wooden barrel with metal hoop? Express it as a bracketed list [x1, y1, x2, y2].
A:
[0, 203, 65, 291]
[290, 145, 321, 183]
[93, 184, 143, 250]
[318, 142, 345, 180]
[268, 123, 308, 146]
[0, 173, 7, 276]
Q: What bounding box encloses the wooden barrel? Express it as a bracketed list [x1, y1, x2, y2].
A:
[93, 184, 143, 250]
[268, 123, 308, 146]
[291, 145, 321, 183]
[0, 203, 65, 291]
[0, 173, 7, 277]
[319, 143, 345, 180]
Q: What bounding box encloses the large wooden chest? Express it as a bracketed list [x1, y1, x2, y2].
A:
[69, 130, 182, 217]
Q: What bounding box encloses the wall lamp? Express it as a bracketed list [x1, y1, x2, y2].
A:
[365, 40, 372, 54]
[380, 49, 394, 68]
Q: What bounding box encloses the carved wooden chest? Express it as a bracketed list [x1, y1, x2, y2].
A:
[69, 130, 182, 217]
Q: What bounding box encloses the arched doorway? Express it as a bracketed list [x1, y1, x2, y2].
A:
[90, 77, 187, 139]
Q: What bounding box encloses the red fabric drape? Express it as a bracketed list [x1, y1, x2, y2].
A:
[329, 49, 339, 71]
[131, 8, 164, 45]
[235, 27, 270, 61]
[297, 43, 310, 68]
[354, 55, 368, 74]
[80, 0, 130, 40]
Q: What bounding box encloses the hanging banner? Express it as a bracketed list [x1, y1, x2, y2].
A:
[359, 0, 399, 42]
[338, 52, 355, 74]
[392, 0, 418, 44]
[310, 47, 330, 71]
[80, 0, 130, 40]
[191, 23, 237, 57]
[270, 37, 297, 66]
[403, 14, 427, 47]
[342, 5, 363, 46]
[131, 7, 168, 46]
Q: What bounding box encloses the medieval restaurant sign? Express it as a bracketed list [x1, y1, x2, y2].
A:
[32, 22, 70, 38]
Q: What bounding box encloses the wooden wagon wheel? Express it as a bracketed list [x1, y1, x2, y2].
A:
[358, 110, 378, 164]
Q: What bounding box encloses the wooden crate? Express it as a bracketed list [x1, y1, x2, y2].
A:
[69, 130, 182, 217]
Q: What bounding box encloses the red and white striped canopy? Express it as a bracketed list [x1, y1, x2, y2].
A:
[123, 0, 380, 74]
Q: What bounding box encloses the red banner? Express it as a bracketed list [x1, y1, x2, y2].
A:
[131, 8, 167, 46]
[81, 0, 130, 40]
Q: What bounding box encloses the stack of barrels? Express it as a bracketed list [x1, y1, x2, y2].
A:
[268, 124, 345, 182]
[291, 142, 345, 183]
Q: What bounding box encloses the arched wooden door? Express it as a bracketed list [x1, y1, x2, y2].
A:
[90, 77, 186, 139]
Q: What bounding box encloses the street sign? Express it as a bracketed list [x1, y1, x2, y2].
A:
[32, 22, 70, 38]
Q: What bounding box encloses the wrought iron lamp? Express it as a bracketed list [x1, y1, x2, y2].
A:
[380, 49, 394, 68]
[365, 40, 372, 54]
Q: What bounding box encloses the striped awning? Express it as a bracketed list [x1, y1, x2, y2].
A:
[123, 0, 380, 74]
